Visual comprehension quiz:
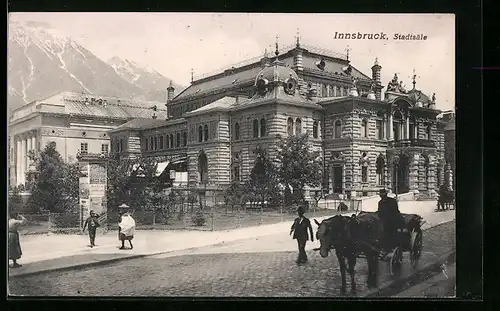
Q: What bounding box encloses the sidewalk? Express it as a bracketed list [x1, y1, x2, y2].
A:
[9, 200, 454, 277]
[394, 262, 456, 297]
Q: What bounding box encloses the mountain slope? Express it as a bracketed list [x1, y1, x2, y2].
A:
[107, 56, 184, 102]
[7, 20, 184, 116]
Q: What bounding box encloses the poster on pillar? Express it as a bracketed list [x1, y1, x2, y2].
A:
[88, 162, 107, 226]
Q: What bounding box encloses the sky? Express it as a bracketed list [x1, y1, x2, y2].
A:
[9, 13, 455, 111]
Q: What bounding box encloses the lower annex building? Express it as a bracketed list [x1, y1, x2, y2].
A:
[109, 38, 453, 200]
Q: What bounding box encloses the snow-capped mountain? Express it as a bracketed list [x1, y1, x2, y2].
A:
[7, 20, 183, 116]
[107, 56, 184, 102]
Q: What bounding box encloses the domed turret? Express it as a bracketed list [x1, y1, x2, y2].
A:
[254, 58, 300, 96]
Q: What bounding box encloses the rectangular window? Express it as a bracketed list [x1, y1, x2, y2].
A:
[376, 120, 384, 139]
[362, 166, 368, 183]
[234, 166, 240, 181]
[81, 143, 88, 154]
[101, 144, 109, 154]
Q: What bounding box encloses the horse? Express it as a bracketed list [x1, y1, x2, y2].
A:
[314, 212, 384, 294]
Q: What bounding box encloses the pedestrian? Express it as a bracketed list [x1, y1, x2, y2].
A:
[290, 206, 314, 265]
[9, 212, 27, 268]
[119, 212, 136, 250]
[83, 210, 100, 248]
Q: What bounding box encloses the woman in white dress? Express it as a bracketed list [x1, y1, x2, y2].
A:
[119, 212, 136, 250]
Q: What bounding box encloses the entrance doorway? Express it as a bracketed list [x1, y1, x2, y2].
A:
[332, 165, 343, 194]
[393, 155, 409, 194]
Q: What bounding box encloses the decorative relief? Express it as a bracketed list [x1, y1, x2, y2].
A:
[331, 151, 346, 162]
[41, 128, 64, 136]
[189, 125, 196, 142]
[358, 152, 370, 166]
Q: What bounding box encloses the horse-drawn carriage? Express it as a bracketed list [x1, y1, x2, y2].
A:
[314, 211, 425, 293]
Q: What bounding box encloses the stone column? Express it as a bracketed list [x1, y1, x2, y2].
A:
[20, 137, 26, 186]
[16, 138, 22, 186]
[428, 155, 437, 197]
[31, 135, 36, 157]
[406, 117, 410, 139]
[388, 114, 394, 140]
[27, 135, 32, 168]
[409, 153, 420, 192]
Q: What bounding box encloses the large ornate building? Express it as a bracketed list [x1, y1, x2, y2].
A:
[109, 39, 447, 199]
[8, 92, 167, 188]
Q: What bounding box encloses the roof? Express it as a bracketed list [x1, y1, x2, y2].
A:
[173, 46, 372, 102]
[188, 96, 238, 114]
[300, 54, 371, 81]
[109, 118, 168, 133]
[43, 91, 168, 119]
[175, 66, 263, 100]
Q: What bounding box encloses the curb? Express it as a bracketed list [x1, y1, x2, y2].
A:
[8, 240, 229, 279]
[11, 214, 339, 279]
[361, 249, 456, 297]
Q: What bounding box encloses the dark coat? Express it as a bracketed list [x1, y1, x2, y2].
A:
[291, 217, 314, 241]
[377, 197, 400, 221]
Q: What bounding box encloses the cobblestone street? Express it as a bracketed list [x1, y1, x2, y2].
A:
[9, 220, 455, 297]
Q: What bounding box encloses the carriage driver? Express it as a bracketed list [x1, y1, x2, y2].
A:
[377, 189, 405, 255]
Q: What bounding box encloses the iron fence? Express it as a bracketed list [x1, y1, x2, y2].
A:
[16, 199, 362, 234]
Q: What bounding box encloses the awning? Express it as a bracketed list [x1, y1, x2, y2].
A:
[155, 161, 170, 177]
[171, 157, 188, 165]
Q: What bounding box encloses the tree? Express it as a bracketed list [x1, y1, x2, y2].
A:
[275, 133, 323, 206]
[26, 142, 80, 213]
[107, 154, 166, 212]
[8, 186, 24, 212]
[245, 147, 279, 209]
[223, 181, 244, 213]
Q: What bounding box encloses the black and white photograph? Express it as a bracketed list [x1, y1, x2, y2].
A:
[7, 13, 456, 298]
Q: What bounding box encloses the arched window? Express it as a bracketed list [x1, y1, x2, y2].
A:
[182, 132, 187, 146]
[393, 111, 403, 141]
[287, 117, 294, 136]
[198, 126, 203, 143]
[322, 84, 327, 97]
[169, 134, 174, 148]
[328, 85, 334, 97]
[143, 138, 148, 151]
[154, 137, 158, 150]
[334, 120, 342, 138]
[159, 135, 164, 149]
[376, 155, 385, 186]
[253, 119, 259, 138]
[165, 135, 170, 149]
[409, 117, 416, 140]
[260, 118, 266, 137]
[149, 137, 153, 151]
[340, 87, 344, 96]
[361, 119, 369, 138]
[376, 120, 384, 139]
[234, 122, 240, 140]
[313, 121, 319, 138]
[198, 151, 209, 184]
[426, 124, 432, 140]
[333, 85, 338, 97]
[204, 124, 209, 141]
[176, 133, 181, 148]
[295, 118, 302, 135]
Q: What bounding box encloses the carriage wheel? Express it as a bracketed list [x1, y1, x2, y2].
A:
[410, 229, 423, 269]
[389, 247, 403, 275]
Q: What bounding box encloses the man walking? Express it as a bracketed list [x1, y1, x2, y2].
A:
[377, 189, 403, 255]
[290, 206, 314, 265]
[83, 210, 100, 248]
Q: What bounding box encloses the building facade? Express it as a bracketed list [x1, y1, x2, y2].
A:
[108, 40, 447, 199]
[8, 91, 167, 188]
